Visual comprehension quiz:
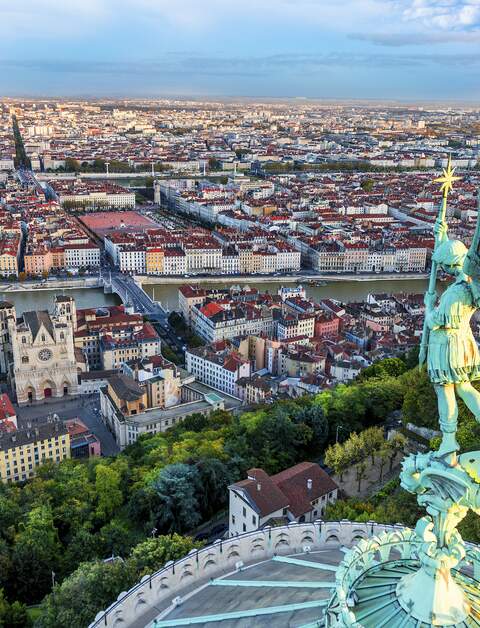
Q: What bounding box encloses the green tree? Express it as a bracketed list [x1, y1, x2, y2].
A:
[129, 534, 200, 577]
[357, 358, 407, 382]
[151, 464, 201, 533]
[63, 527, 101, 568]
[35, 560, 136, 628]
[95, 464, 123, 521]
[359, 427, 385, 465]
[0, 589, 29, 628]
[98, 519, 138, 558]
[195, 458, 231, 519]
[324, 442, 351, 480]
[12, 505, 62, 603]
[355, 460, 368, 493]
[64, 157, 80, 172]
[360, 178, 374, 192]
[239, 406, 312, 473]
[377, 444, 390, 482]
[402, 367, 438, 429]
[295, 404, 328, 452]
[387, 433, 407, 472]
[208, 157, 222, 171]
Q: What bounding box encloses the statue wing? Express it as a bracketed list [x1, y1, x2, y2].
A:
[422, 467, 469, 503]
[464, 190, 480, 281]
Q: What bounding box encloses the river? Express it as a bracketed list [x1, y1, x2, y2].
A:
[0, 288, 120, 316]
[143, 278, 429, 312]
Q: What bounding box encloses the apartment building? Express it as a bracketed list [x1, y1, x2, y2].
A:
[191, 301, 275, 343]
[64, 244, 100, 269]
[0, 420, 70, 483]
[277, 314, 315, 340]
[185, 340, 251, 397]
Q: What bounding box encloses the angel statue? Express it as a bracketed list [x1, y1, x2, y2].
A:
[419, 160, 480, 462]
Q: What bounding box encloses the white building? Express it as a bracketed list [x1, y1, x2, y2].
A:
[228, 462, 338, 537]
[118, 248, 146, 274]
[185, 345, 250, 397]
[191, 302, 275, 343]
[64, 244, 100, 269]
[56, 189, 135, 209]
[163, 249, 187, 275]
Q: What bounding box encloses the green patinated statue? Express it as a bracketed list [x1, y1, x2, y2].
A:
[419, 161, 480, 461]
[423, 225, 480, 457]
[326, 162, 480, 627]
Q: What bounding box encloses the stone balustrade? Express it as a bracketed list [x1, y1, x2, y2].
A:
[88, 520, 407, 628]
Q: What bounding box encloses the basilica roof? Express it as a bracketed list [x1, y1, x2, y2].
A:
[22, 310, 54, 341]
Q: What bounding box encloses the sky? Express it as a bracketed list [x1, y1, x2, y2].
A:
[1, 0, 480, 100]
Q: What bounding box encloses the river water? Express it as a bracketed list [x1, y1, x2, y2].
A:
[1, 278, 430, 317]
[0, 288, 120, 316]
[142, 278, 429, 312]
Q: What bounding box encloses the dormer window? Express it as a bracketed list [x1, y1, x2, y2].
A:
[21, 337, 26, 344]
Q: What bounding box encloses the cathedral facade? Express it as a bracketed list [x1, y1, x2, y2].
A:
[9, 296, 84, 405]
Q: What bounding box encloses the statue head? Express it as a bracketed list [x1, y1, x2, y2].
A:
[432, 239, 468, 275]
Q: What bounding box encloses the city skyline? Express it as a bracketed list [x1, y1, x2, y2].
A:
[2, 0, 480, 100]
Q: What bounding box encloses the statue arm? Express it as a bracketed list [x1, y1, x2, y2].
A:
[434, 220, 449, 244]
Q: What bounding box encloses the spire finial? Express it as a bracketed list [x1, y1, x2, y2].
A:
[434, 154, 461, 198]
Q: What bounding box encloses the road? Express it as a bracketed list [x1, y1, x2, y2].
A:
[109, 272, 186, 354]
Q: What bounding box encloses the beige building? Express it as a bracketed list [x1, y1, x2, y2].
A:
[0, 420, 70, 483]
[9, 297, 83, 405]
[146, 248, 165, 274]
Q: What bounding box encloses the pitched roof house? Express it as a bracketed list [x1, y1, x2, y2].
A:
[228, 461, 338, 537]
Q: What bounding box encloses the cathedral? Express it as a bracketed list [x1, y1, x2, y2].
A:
[8, 296, 85, 405]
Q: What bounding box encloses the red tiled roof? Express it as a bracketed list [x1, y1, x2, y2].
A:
[199, 302, 224, 318]
[232, 462, 337, 519]
[0, 393, 15, 422]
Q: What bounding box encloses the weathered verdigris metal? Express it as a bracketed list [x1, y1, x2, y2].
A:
[326, 161, 480, 627]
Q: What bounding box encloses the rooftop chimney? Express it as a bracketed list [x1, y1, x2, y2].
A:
[307, 478, 312, 491]
[257, 482, 261, 492]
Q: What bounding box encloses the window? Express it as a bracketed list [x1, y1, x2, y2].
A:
[232, 515, 235, 524]
[242, 507, 246, 517]
[22, 356, 29, 364]
[252, 515, 256, 525]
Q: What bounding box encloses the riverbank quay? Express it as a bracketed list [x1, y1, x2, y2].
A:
[137, 271, 429, 285]
[0, 276, 102, 293]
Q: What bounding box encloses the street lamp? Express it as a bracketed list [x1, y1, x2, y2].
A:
[151, 527, 157, 538]
[336, 424, 347, 443]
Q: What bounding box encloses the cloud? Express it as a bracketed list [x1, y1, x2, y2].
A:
[400, 0, 480, 30]
[0, 0, 399, 39]
[350, 30, 480, 45]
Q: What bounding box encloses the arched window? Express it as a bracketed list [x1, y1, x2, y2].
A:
[22, 356, 29, 364]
